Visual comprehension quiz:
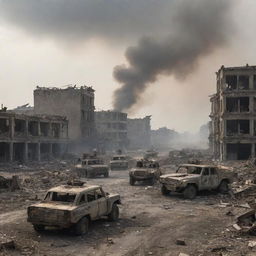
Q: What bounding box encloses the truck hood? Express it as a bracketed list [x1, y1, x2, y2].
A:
[161, 173, 200, 181]
[29, 201, 77, 211]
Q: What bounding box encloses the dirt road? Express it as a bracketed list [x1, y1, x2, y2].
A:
[0, 170, 253, 256]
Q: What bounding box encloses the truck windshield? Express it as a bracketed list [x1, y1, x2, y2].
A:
[113, 156, 125, 160]
[44, 191, 77, 203]
[177, 166, 202, 175]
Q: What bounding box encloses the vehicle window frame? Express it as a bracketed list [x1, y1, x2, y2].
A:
[202, 168, 210, 176]
[210, 168, 217, 175]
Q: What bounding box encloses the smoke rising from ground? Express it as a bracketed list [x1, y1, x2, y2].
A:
[113, 0, 233, 112]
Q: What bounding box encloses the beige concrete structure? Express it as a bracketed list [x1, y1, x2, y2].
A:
[127, 116, 151, 150]
[95, 111, 128, 150]
[0, 111, 68, 162]
[210, 65, 256, 160]
[34, 86, 95, 142]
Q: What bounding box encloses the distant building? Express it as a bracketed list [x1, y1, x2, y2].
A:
[0, 111, 68, 162]
[34, 86, 95, 149]
[95, 110, 128, 151]
[151, 127, 178, 150]
[127, 116, 151, 149]
[210, 65, 256, 160]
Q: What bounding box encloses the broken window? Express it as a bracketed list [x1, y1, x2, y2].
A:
[238, 75, 249, 90]
[240, 97, 249, 112]
[40, 122, 49, 137]
[226, 98, 238, 112]
[0, 118, 9, 135]
[28, 121, 39, 136]
[28, 143, 38, 161]
[254, 75, 256, 90]
[15, 119, 26, 135]
[226, 120, 238, 135]
[225, 75, 237, 90]
[13, 143, 25, 162]
[227, 143, 251, 160]
[40, 143, 51, 161]
[0, 143, 9, 162]
[52, 123, 60, 138]
[239, 120, 250, 134]
[52, 143, 61, 158]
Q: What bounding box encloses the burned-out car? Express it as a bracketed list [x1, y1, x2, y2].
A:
[144, 149, 158, 160]
[160, 164, 235, 199]
[129, 160, 163, 185]
[27, 183, 121, 235]
[75, 158, 109, 178]
[110, 155, 129, 170]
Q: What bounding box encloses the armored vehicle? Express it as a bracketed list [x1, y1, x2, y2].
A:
[110, 155, 129, 170]
[129, 160, 163, 186]
[27, 183, 121, 235]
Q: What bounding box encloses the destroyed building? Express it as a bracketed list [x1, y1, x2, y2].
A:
[210, 65, 256, 160]
[34, 86, 96, 150]
[95, 111, 128, 151]
[127, 116, 151, 150]
[0, 111, 68, 162]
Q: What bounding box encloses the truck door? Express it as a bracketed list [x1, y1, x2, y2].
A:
[209, 168, 219, 189]
[200, 168, 210, 190]
[96, 188, 108, 216]
[85, 190, 99, 220]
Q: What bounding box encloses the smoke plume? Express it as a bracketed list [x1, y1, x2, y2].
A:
[113, 0, 234, 112]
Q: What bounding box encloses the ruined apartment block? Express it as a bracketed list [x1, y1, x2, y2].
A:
[0, 112, 68, 162]
[34, 86, 95, 144]
[210, 65, 256, 160]
[95, 111, 128, 150]
[127, 116, 151, 150]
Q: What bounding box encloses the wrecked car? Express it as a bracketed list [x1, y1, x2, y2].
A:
[27, 183, 121, 235]
[144, 149, 158, 160]
[129, 160, 163, 185]
[110, 155, 129, 170]
[75, 158, 109, 178]
[160, 164, 235, 199]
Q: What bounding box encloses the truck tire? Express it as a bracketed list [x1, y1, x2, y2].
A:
[218, 180, 229, 194]
[183, 185, 197, 199]
[33, 224, 45, 232]
[161, 185, 169, 195]
[129, 177, 135, 186]
[74, 217, 89, 236]
[108, 204, 119, 221]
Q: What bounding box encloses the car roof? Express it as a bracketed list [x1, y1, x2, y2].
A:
[48, 185, 100, 194]
[179, 164, 217, 168]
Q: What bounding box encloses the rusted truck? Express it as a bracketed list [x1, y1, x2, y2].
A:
[110, 155, 129, 170]
[129, 160, 163, 185]
[159, 164, 235, 199]
[27, 183, 121, 235]
[75, 158, 109, 178]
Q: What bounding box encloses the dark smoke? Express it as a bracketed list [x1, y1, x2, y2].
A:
[113, 0, 234, 112]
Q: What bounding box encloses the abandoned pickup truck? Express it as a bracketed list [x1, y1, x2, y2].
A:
[129, 160, 163, 185]
[27, 183, 121, 235]
[110, 155, 129, 170]
[160, 164, 235, 199]
[75, 158, 109, 178]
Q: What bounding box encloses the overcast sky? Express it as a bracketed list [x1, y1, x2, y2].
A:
[0, 0, 255, 132]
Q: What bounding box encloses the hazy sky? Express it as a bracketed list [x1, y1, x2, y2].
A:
[0, 0, 255, 132]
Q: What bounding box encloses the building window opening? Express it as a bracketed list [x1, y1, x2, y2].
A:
[239, 120, 250, 134]
[28, 121, 39, 136]
[15, 119, 26, 135]
[40, 122, 49, 137]
[28, 143, 38, 161]
[225, 75, 237, 90]
[227, 143, 251, 160]
[226, 120, 238, 136]
[240, 97, 249, 112]
[226, 98, 238, 112]
[238, 75, 249, 90]
[0, 118, 9, 135]
[0, 142, 9, 162]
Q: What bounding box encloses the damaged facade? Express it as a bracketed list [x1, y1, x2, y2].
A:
[34, 86, 95, 150]
[95, 111, 128, 151]
[210, 65, 256, 160]
[0, 111, 68, 162]
[127, 116, 151, 150]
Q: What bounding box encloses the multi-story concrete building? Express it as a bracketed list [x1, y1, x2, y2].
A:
[0, 111, 68, 162]
[127, 116, 151, 150]
[95, 111, 127, 151]
[210, 65, 256, 160]
[34, 86, 95, 148]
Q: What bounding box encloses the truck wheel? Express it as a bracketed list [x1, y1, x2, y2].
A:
[33, 224, 45, 232]
[183, 185, 197, 199]
[74, 217, 89, 236]
[129, 177, 135, 186]
[161, 185, 169, 195]
[104, 172, 109, 178]
[218, 180, 229, 194]
[108, 204, 119, 221]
